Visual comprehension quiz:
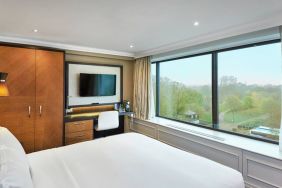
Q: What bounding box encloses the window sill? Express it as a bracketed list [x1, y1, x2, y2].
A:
[143, 117, 282, 160]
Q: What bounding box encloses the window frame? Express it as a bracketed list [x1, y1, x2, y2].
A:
[152, 39, 281, 144]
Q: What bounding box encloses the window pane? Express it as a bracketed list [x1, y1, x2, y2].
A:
[159, 55, 212, 127]
[218, 43, 281, 142]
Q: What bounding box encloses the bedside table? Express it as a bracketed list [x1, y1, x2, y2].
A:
[65, 120, 94, 145]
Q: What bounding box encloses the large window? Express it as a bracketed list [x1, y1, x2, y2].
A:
[157, 55, 212, 127]
[153, 40, 282, 143]
[218, 43, 281, 142]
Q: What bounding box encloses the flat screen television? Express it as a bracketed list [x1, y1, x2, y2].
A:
[79, 73, 116, 97]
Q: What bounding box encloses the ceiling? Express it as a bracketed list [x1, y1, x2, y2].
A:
[0, 0, 282, 57]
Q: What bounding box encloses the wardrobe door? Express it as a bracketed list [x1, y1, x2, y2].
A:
[0, 46, 36, 153]
[35, 50, 64, 151]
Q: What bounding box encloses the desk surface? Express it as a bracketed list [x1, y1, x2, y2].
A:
[64, 111, 133, 122]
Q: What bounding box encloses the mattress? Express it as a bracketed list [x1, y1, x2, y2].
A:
[28, 133, 244, 188]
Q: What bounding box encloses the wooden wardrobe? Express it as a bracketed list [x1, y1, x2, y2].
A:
[0, 45, 64, 153]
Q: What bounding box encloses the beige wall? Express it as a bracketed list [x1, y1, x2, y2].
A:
[65, 50, 134, 103]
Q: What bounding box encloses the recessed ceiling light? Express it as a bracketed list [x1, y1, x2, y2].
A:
[33, 29, 38, 33]
[193, 21, 199, 26]
[130, 45, 134, 48]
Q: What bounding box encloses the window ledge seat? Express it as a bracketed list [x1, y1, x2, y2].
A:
[139, 117, 282, 161]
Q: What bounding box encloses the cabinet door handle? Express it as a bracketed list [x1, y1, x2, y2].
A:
[28, 106, 31, 118]
[39, 105, 42, 117]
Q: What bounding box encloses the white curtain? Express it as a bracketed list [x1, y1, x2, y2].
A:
[280, 26, 282, 152]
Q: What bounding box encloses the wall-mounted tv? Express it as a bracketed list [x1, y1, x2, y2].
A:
[79, 73, 116, 97]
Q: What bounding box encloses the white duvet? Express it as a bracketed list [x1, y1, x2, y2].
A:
[28, 133, 244, 188]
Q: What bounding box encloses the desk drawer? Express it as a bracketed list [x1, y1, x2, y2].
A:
[65, 120, 93, 133]
[65, 130, 93, 145]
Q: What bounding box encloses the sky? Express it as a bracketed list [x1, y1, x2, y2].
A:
[152, 42, 282, 86]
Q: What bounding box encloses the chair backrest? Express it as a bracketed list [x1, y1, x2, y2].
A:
[96, 111, 119, 131]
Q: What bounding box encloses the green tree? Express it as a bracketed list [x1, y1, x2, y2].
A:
[223, 95, 243, 122]
[261, 98, 281, 128]
[220, 76, 238, 86]
[243, 95, 253, 109]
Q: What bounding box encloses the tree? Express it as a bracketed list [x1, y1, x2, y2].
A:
[220, 76, 238, 86]
[261, 98, 281, 128]
[174, 82, 189, 116]
[159, 77, 206, 122]
[243, 95, 253, 109]
[223, 95, 243, 122]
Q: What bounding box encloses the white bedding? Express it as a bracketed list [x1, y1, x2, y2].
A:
[28, 133, 244, 188]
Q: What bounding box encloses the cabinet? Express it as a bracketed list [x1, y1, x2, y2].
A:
[0, 45, 64, 153]
[65, 120, 93, 145]
[34, 50, 64, 151]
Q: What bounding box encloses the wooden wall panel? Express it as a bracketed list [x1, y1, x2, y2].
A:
[35, 50, 64, 151]
[71, 105, 114, 114]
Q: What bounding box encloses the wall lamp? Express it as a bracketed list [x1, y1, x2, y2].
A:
[0, 72, 9, 96]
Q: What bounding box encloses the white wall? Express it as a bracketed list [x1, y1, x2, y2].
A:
[68, 63, 121, 106]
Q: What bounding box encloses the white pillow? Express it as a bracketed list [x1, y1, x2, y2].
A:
[0, 127, 26, 156]
[0, 146, 34, 188]
[0, 127, 33, 188]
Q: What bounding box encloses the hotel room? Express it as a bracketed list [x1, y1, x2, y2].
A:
[0, 1, 282, 188]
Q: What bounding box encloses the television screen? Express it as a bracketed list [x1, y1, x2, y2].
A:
[79, 73, 116, 96]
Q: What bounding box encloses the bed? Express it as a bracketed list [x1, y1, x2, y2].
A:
[0, 127, 244, 188]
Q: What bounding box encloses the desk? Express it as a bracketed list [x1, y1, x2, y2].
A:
[64, 111, 134, 145]
[64, 111, 133, 122]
